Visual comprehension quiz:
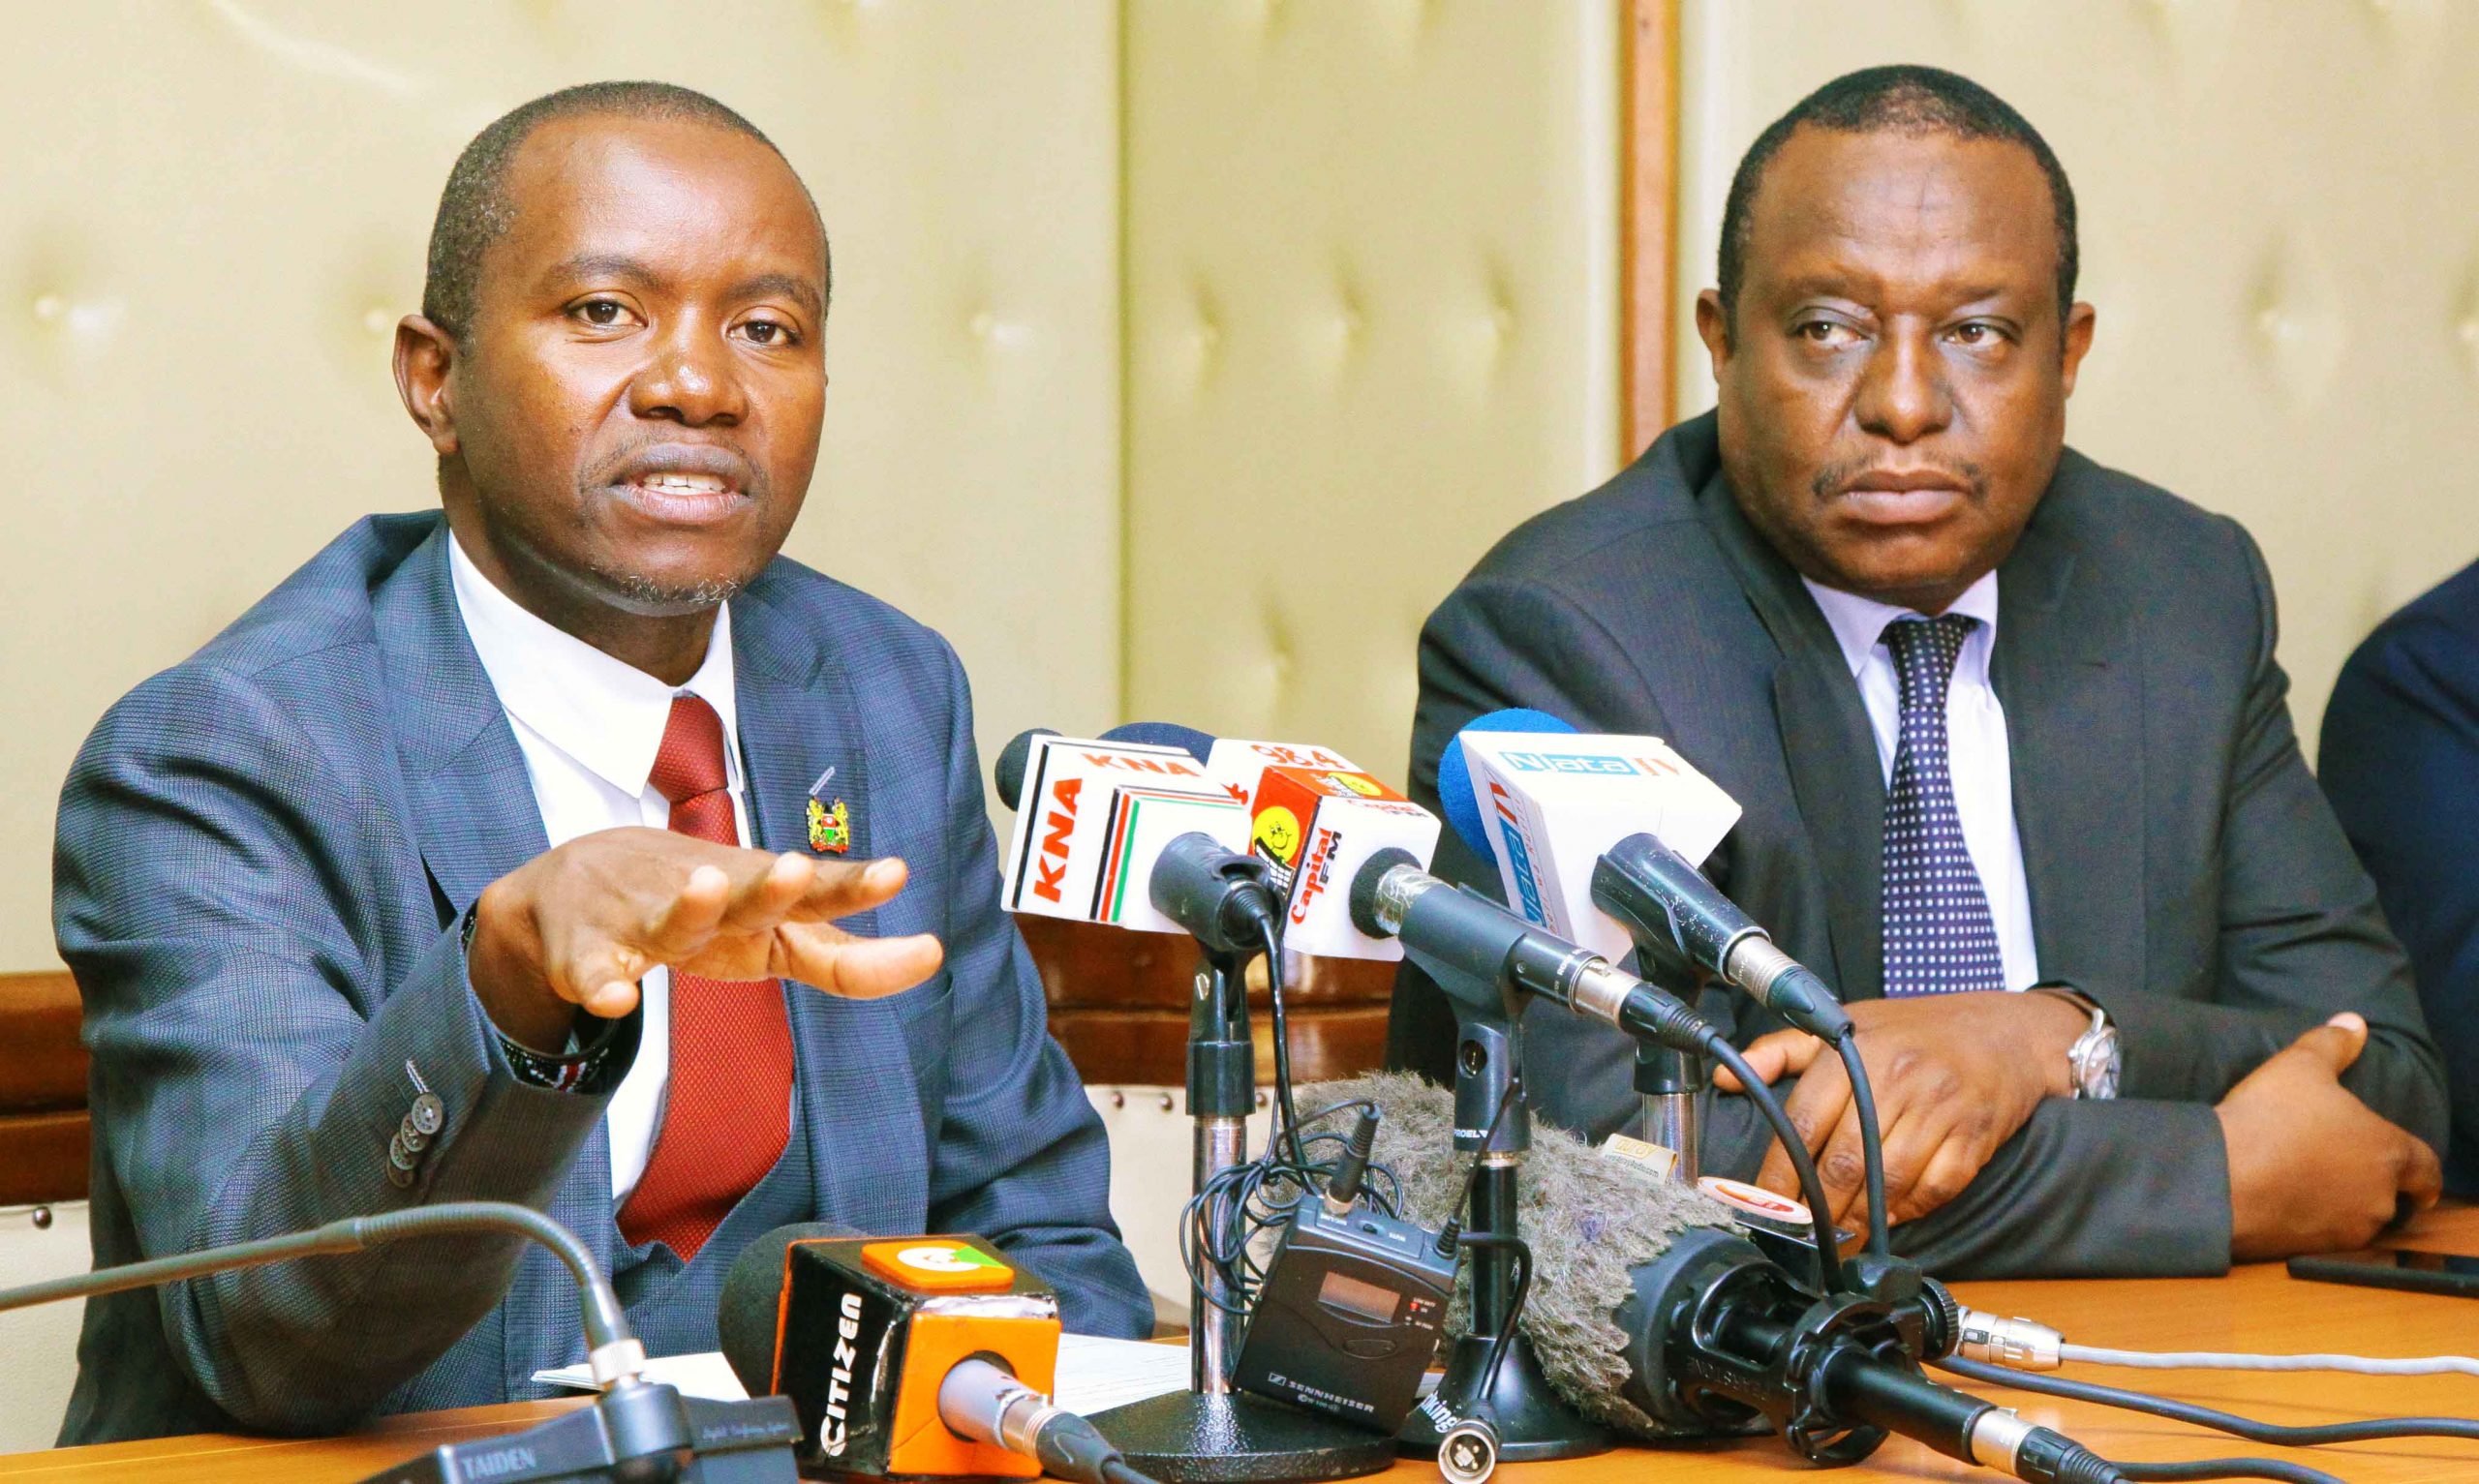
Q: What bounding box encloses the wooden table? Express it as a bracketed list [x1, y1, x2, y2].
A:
[7, 1208, 2476, 1483]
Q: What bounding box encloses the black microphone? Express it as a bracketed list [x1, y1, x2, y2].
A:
[994, 727, 1060, 811]
[1347, 846, 1710, 1051]
[1149, 832, 1279, 955]
[1303, 1075, 2120, 1484]
[1590, 832, 1852, 1043]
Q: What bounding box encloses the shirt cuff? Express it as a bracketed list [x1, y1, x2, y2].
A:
[460, 902, 632, 1095]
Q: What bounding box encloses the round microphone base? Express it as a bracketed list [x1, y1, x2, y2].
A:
[1090, 1388, 1398, 1483]
[1399, 1332, 1612, 1463]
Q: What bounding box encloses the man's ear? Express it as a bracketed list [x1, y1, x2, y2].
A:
[2058, 300, 2097, 399]
[1693, 288, 1731, 379]
[394, 315, 460, 456]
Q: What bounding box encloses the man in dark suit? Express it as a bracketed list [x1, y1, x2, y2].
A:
[1389, 66, 2445, 1277]
[53, 82, 1147, 1444]
[2320, 559, 2479, 1198]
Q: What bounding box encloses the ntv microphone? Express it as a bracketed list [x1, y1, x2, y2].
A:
[1303, 1076, 2122, 1484]
[719, 1227, 1149, 1484]
[1442, 709, 1850, 1044]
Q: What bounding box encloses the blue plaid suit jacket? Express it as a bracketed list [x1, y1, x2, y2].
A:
[53, 514, 1149, 1444]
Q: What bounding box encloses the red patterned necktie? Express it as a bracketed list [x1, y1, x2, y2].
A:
[617, 693, 793, 1261]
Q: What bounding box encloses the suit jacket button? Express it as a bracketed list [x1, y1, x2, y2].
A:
[397, 1116, 429, 1156]
[389, 1133, 422, 1173]
[386, 1160, 417, 1190]
[409, 1093, 445, 1137]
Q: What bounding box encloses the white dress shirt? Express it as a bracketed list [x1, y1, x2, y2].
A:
[448, 534, 755, 1202]
[1800, 571, 2041, 991]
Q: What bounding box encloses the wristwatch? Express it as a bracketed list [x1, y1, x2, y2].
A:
[2034, 982, 2121, 1101]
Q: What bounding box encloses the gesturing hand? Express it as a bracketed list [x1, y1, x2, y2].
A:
[2218, 1013, 2442, 1261]
[1714, 990, 2087, 1228]
[470, 826, 945, 1051]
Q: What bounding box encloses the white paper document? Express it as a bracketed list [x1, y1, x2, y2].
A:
[533, 1332, 1190, 1416]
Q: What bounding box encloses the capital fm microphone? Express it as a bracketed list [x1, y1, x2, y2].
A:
[719, 1226, 1157, 1484]
[1297, 1075, 2125, 1484]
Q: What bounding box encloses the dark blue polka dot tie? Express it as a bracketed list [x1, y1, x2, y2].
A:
[1881, 615, 2007, 996]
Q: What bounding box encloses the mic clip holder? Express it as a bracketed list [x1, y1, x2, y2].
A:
[1624, 952, 1709, 1184]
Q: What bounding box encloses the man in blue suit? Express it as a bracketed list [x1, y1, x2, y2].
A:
[52, 82, 1149, 1444]
[2321, 559, 2479, 1198]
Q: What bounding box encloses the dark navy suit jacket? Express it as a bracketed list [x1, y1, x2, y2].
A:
[1390, 414, 2447, 1277]
[53, 514, 1148, 1443]
[2321, 556, 2479, 1196]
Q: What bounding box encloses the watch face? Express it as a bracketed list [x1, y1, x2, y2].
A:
[2076, 1026, 2122, 1100]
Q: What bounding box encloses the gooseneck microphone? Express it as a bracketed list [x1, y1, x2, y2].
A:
[0, 1201, 800, 1483]
[1590, 832, 1853, 1044]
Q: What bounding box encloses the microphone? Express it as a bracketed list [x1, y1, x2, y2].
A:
[993, 729, 1253, 934]
[1441, 712, 1851, 1044]
[719, 1227, 1148, 1484]
[995, 727, 1062, 812]
[1591, 833, 1852, 1043]
[1441, 711, 1741, 964]
[0, 1201, 799, 1483]
[1081, 722, 1442, 960]
[1346, 847, 1709, 1052]
[1304, 1075, 2116, 1484]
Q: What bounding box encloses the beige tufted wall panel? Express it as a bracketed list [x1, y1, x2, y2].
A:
[0, 2, 1121, 971]
[1673, 1, 2479, 758]
[1121, 0, 1622, 785]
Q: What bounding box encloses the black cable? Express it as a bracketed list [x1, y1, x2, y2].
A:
[1834, 1032, 1891, 1258]
[1937, 1356, 2479, 1446]
[1244, 901, 1306, 1166]
[1693, 1027, 1845, 1292]
[2105, 1460, 2344, 1484]
[1178, 1101, 1402, 1317]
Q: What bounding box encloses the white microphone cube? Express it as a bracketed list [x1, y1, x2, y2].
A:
[1203, 738, 1365, 809]
[999, 736, 1250, 933]
[1456, 732, 1742, 963]
[1246, 765, 1442, 961]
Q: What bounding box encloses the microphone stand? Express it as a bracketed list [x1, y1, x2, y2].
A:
[1090, 861, 1395, 1482]
[0, 1201, 800, 1482]
[1395, 1005, 1610, 1463]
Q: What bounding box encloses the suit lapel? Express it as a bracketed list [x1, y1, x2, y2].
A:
[371, 521, 617, 1386]
[1991, 488, 2146, 997]
[1698, 485, 1888, 1000]
[731, 584, 930, 1232]
[373, 523, 552, 922]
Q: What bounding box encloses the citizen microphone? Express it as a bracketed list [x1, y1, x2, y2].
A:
[718, 1227, 1148, 1484]
[0, 1201, 800, 1483]
[1301, 1075, 2116, 1484]
[1230, 1195, 1455, 1432]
